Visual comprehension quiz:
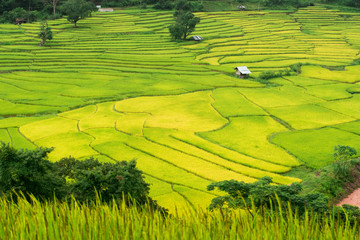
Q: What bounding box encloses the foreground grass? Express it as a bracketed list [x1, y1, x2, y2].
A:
[0, 196, 359, 239]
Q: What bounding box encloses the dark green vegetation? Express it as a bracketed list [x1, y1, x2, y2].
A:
[0, 143, 165, 212]
[60, 0, 96, 27]
[169, 0, 200, 40]
[0, 143, 65, 200]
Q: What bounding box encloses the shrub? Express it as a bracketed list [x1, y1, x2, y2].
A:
[0, 143, 166, 213]
[0, 143, 66, 201]
[333, 145, 357, 179]
[55, 157, 151, 205]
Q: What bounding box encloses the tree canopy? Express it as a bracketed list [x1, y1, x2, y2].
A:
[0, 143, 166, 214]
[168, 0, 200, 41]
[60, 0, 95, 27]
[0, 143, 65, 200]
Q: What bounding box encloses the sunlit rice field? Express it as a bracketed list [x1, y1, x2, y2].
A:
[0, 6, 360, 211]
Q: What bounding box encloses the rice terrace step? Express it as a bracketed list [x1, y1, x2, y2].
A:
[1, 6, 360, 212]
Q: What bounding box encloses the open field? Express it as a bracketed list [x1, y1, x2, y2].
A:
[1, 6, 360, 211]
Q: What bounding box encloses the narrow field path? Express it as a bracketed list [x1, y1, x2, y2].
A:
[338, 188, 360, 208]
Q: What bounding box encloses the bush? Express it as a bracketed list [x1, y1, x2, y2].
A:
[0, 7, 27, 23]
[333, 145, 357, 179]
[255, 70, 289, 83]
[290, 63, 302, 74]
[0, 143, 166, 214]
[0, 143, 66, 201]
[55, 157, 151, 205]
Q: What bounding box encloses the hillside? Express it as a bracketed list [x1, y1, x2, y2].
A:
[0, 6, 360, 211]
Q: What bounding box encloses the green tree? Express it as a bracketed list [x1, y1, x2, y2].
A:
[0, 143, 66, 200]
[60, 0, 95, 28]
[55, 157, 166, 211]
[168, 0, 200, 41]
[38, 21, 53, 46]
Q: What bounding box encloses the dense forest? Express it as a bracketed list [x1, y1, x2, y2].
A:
[1, 0, 359, 24]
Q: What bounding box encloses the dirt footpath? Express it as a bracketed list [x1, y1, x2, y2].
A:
[337, 188, 360, 207]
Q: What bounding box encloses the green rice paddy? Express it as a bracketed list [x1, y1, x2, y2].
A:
[1, 6, 360, 211]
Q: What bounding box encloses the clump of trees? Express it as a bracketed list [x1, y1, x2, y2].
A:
[207, 176, 330, 216]
[0, 0, 97, 24]
[0, 145, 66, 200]
[208, 176, 360, 224]
[168, 0, 200, 41]
[0, 0, 60, 23]
[208, 145, 360, 224]
[0, 143, 166, 213]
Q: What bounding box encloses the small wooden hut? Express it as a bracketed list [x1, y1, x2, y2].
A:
[98, 8, 114, 12]
[234, 66, 251, 78]
[15, 18, 26, 25]
[238, 5, 246, 10]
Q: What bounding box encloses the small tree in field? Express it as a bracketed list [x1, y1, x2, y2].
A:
[38, 21, 53, 46]
[169, 0, 200, 41]
[61, 0, 95, 28]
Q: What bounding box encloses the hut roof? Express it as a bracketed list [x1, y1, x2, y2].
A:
[190, 36, 203, 41]
[98, 8, 114, 12]
[234, 66, 251, 74]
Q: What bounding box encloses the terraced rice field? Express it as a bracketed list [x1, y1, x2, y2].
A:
[1, 6, 360, 211]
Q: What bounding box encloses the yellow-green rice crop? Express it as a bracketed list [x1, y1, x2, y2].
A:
[0, 195, 359, 239]
[2, 6, 360, 210]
